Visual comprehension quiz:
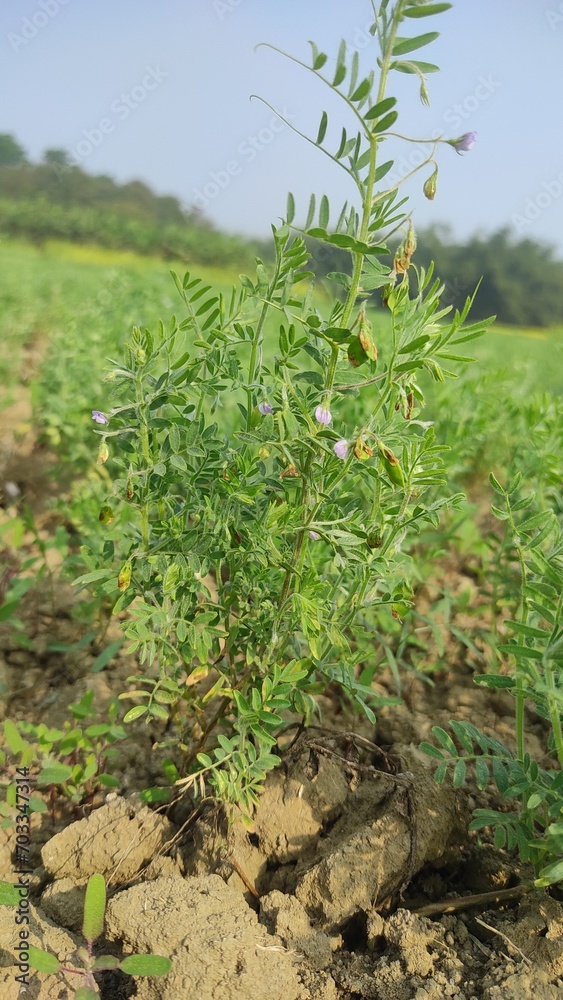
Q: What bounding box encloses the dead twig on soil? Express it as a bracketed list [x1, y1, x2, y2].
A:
[408, 883, 534, 918]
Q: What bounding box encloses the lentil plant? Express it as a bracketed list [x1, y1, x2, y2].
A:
[83, 0, 491, 818]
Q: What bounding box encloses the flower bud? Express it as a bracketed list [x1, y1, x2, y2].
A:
[97, 440, 109, 465]
[308, 530, 320, 541]
[333, 439, 349, 461]
[258, 446, 270, 460]
[448, 131, 477, 155]
[258, 402, 274, 415]
[91, 410, 109, 425]
[419, 80, 430, 107]
[423, 166, 438, 201]
[315, 405, 332, 425]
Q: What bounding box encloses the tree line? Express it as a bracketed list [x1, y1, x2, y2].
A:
[1, 134, 562, 327]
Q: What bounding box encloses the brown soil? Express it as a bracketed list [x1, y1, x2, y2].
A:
[0, 422, 562, 999]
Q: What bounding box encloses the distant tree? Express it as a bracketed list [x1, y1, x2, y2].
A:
[414, 226, 563, 327]
[43, 148, 72, 168]
[0, 134, 27, 167]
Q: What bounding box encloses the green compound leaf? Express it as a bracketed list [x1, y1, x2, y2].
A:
[28, 946, 61, 974]
[83, 873, 106, 942]
[119, 954, 173, 977]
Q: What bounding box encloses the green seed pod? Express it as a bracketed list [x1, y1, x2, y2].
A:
[378, 442, 405, 487]
[347, 335, 368, 368]
[98, 504, 114, 525]
[366, 529, 383, 549]
[117, 561, 132, 591]
[383, 458, 405, 487]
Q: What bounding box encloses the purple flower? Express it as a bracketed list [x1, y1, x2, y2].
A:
[308, 530, 320, 541]
[315, 405, 332, 425]
[258, 401, 274, 415]
[449, 131, 477, 155]
[333, 439, 349, 460]
[91, 410, 109, 425]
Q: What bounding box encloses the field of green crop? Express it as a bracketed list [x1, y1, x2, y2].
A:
[1, 237, 559, 643]
[2, 237, 560, 478]
[0, 236, 559, 655]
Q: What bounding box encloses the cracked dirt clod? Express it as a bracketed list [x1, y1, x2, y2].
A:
[104, 873, 303, 1000]
[290, 744, 465, 930]
[41, 794, 174, 883]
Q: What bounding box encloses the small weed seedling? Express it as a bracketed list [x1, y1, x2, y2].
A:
[0, 873, 172, 997]
[0, 691, 125, 826]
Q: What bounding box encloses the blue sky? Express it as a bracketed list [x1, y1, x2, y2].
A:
[2, 0, 562, 253]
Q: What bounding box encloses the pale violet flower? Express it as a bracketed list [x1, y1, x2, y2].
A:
[315, 405, 332, 425]
[258, 401, 274, 415]
[308, 530, 321, 541]
[449, 131, 477, 155]
[91, 410, 109, 425]
[333, 439, 349, 460]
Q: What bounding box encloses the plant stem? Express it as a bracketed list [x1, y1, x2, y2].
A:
[246, 254, 283, 430]
[135, 370, 151, 552]
[270, 3, 406, 651]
